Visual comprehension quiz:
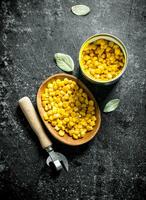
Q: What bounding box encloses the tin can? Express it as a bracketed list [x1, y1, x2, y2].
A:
[79, 33, 128, 85]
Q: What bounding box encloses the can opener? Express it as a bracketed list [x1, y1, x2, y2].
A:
[19, 97, 68, 172]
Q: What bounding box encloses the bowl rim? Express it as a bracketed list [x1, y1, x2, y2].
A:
[37, 73, 101, 146]
[79, 33, 128, 84]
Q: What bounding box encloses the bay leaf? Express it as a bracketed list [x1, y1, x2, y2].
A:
[103, 99, 120, 113]
[54, 53, 74, 72]
[71, 5, 90, 16]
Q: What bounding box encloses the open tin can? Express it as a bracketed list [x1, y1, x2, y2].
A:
[79, 33, 128, 85]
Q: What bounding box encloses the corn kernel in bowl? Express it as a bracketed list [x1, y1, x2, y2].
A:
[41, 78, 97, 140]
[81, 39, 125, 82]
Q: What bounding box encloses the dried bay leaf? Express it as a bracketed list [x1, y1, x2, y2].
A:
[103, 99, 120, 113]
[71, 5, 90, 16]
[54, 53, 74, 72]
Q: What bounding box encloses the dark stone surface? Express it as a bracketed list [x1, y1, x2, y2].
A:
[0, 0, 146, 199]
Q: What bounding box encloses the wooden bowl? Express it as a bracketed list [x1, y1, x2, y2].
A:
[37, 73, 101, 146]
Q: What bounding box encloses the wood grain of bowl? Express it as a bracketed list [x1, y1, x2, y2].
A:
[37, 73, 101, 146]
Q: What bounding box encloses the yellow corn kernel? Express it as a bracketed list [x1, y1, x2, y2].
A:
[44, 105, 49, 111]
[86, 114, 92, 118]
[91, 110, 95, 115]
[41, 96, 47, 101]
[81, 104, 87, 108]
[75, 84, 79, 90]
[76, 93, 81, 98]
[118, 62, 123, 67]
[61, 126, 65, 131]
[50, 91, 55, 97]
[98, 57, 104, 63]
[89, 52, 94, 57]
[80, 130, 86, 137]
[63, 94, 69, 100]
[72, 117, 77, 123]
[64, 112, 69, 118]
[48, 88, 53, 92]
[57, 102, 62, 108]
[49, 115, 54, 121]
[106, 47, 111, 52]
[56, 78, 61, 83]
[77, 125, 83, 129]
[44, 93, 49, 98]
[57, 122, 63, 129]
[86, 60, 92, 65]
[65, 128, 69, 133]
[109, 41, 114, 47]
[80, 119, 85, 124]
[51, 121, 57, 127]
[65, 106, 71, 111]
[107, 74, 112, 79]
[69, 121, 74, 127]
[55, 97, 60, 103]
[67, 90, 72, 95]
[88, 100, 94, 106]
[115, 48, 121, 55]
[64, 118, 69, 123]
[80, 111, 86, 117]
[87, 125, 93, 131]
[45, 88, 49, 93]
[87, 118, 91, 123]
[73, 107, 78, 112]
[48, 96, 53, 102]
[62, 120, 67, 125]
[52, 107, 57, 114]
[79, 96, 84, 103]
[63, 102, 68, 108]
[67, 84, 71, 90]
[42, 101, 48, 108]
[91, 116, 97, 121]
[41, 93, 46, 100]
[71, 112, 76, 118]
[92, 56, 97, 61]
[106, 53, 111, 58]
[54, 113, 60, 119]
[90, 121, 95, 126]
[53, 85, 58, 90]
[73, 134, 78, 140]
[43, 113, 48, 121]
[81, 92, 87, 98]
[84, 99, 88, 105]
[68, 129, 74, 136]
[102, 43, 108, 49]
[47, 110, 52, 116]
[47, 83, 53, 88]
[62, 86, 67, 92]
[84, 55, 90, 61]
[58, 130, 65, 137]
[64, 78, 69, 84]
[55, 125, 60, 131]
[79, 88, 83, 93]
[113, 44, 119, 49]
[75, 101, 81, 107]
[89, 44, 96, 50]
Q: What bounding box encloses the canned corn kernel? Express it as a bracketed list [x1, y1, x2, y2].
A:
[79, 33, 128, 85]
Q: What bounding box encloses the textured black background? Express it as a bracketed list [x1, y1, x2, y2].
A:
[0, 0, 146, 200]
